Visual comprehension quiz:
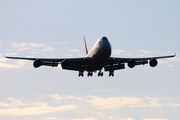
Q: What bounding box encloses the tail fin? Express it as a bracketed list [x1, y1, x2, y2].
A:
[83, 36, 88, 56]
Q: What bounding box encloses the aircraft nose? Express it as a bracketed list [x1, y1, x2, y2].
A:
[102, 36, 107, 40]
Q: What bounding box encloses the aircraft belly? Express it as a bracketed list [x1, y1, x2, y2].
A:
[86, 46, 111, 71]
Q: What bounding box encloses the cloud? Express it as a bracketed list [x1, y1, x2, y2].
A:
[29, 43, 46, 47]
[139, 50, 154, 54]
[9, 42, 55, 52]
[142, 118, 168, 120]
[69, 49, 80, 52]
[122, 117, 135, 120]
[43, 117, 96, 120]
[87, 96, 162, 109]
[167, 103, 180, 107]
[90, 89, 118, 92]
[1, 94, 179, 117]
[74, 118, 96, 120]
[112, 49, 125, 55]
[126, 117, 135, 120]
[0, 97, 78, 116]
[11, 42, 27, 48]
[4, 53, 17, 56]
[39, 94, 84, 103]
[43, 117, 63, 120]
[97, 112, 105, 118]
[167, 57, 180, 61]
[0, 60, 25, 69]
[0, 104, 77, 116]
[0, 102, 15, 108]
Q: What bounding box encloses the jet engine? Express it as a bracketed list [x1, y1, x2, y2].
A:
[128, 59, 135, 68]
[149, 58, 158, 67]
[128, 59, 148, 68]
[33, 60, 42, 68]
[61, 60, 69, 68]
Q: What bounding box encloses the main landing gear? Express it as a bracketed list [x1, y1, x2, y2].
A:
[78, 71, 113, 77]
[79, 71, 84, 77]
[87, 72, 93, 77]
[109, 70, 114, 77]
[98, 71, 103, 77]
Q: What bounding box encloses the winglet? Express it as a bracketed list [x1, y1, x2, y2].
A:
[174, 52, 176, 57]
[3, 53, 7, 58]
[83, 36, 88, 56]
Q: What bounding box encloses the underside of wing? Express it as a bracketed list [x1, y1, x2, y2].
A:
[5, 54, 92, 70]
[106, 53, 176, 70]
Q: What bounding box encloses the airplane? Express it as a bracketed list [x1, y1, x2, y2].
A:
[5, 36, 176, 77]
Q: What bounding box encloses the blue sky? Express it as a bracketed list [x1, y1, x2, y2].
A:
[0, 0, 180, 120]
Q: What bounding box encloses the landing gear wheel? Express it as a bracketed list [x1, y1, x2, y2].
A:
[78, 72, 84, 77]
[88, 72, 93, 77]
[98, 72, 103, 77]
[109, 71, 114, 77]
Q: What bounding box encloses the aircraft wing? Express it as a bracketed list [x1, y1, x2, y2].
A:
[106, 53, 176, 70]
[108, 54, 176, 63]
[4, 54, 92, 70]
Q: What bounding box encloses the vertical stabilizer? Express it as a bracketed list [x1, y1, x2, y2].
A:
[83, 36, 88, 56]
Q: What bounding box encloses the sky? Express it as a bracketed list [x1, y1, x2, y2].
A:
[0, 0, 180, 120]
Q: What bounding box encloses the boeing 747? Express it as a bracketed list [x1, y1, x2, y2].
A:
[5, 36, 175, 77]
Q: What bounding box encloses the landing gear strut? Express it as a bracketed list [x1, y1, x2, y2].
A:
[98, 71, 103, 77]
[78, 71, 84, 77]
[87, 72, 93, 77]
[109, 70, 114, 77]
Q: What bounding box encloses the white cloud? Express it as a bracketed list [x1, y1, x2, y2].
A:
[122, 117, 135, 120]
[142, 118, 168, 120]
[11, 42, 29, 51]
[126, 117, 135, 120]
[0, 97, 78, 116]
[0, 102, 15, 108]
[41, 46, 55, 52]
[11, 42, 27, 48]
[74, 117, 96, 120]
[97, 112, 105, 118]
[107, 117, 135, 120]
[167, 57, 180, 61]
[107, 116, 114, 120]
[69, 49, 80, 52]
[29, 43, 46, 47]
[40, 94, 84, 104]
[9, 42, 55, 52]
[167, 103, 180, 107]
[1, 94, 179, 117]
[139, 50, 153, 54]
[112, 49, 125, 55]
[4, 53, 17, 56]
[0, 104, 77, 116]
[0, 60, 25, 69]
[90, 89, 118, 92]
[43, 117, 63, 120]
[87, 96, 162, 109]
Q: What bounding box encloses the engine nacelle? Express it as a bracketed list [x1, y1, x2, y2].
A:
[149, 58, 158, 67]
[61, 60, 69, 68]
[128, 59, 135, 68]
[33, 60, 42, 68]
